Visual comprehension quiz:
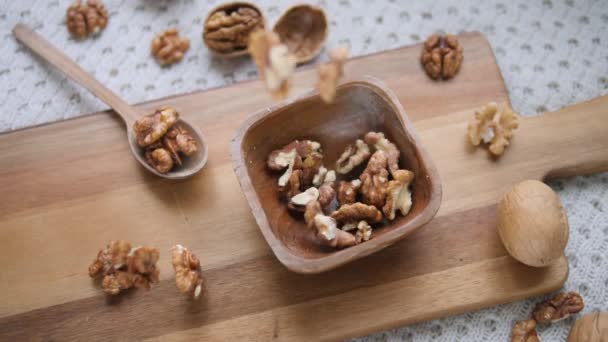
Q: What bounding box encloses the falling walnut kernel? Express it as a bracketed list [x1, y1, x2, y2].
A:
[66, 0, 108, 39]
[248, 30, 297, 99]
[359, 150, 390, 209]
[151, 28, 190, 66]
[338, 179, 361, 205]
[331, 202, 383, 225]
[383, 169, 415, 220]
[133, 107, 179, 147]
[171, 245, 204, 299]
[317, 47, 349, 103]
[203, 4, 264, 55]
[420, 34, 464, 80]
[467, 102, 519, 156]
[336, 139, 371, 174]
[511, 319, 540, 342]
[532, 292, 584, 324]
[304, 201, 356, 249]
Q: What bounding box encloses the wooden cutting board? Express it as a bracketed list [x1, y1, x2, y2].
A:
[1, 32, 607, 341]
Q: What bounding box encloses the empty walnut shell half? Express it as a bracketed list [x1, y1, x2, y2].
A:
[203, 2, 265, 58]
[273, 4, 328, 64]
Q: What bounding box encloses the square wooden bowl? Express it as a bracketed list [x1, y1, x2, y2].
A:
[231, 77, 442, 274]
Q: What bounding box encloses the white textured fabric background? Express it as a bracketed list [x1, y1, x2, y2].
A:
[2, 0, 607, 341]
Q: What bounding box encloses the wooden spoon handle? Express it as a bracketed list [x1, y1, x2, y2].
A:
[519, 95, 608, 180]
[13, 24, 140, 126]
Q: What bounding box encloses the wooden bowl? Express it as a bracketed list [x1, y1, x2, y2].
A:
[231, 77, 442, 273]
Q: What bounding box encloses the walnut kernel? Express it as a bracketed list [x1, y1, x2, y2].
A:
[66, 0, 108, 39]
[304, 201, 356, 249]
[317, 47, 349, 103]
[336, 139, 371, 174]
[338, 179, 361, 205]
[420, 34, 464, 80]
[146, 148, 174, 174]
[151, 28, 190, 66]
[532, 292, 584, 324]
[511, 319, 540, 342]
[331, 202, 383, 224]
[171, 244, 204, 299]
[133, 107, 179, 147]
[383, 169, 415, 220]
[364, 132, 400, 176]
[359, 150, 390, 209]
[467, 102, 519, 156]
[249, 30, 297, 99]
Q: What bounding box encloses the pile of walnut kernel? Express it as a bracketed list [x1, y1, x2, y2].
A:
[511, 292, 584, 342]
[132, 107, 198, 174]
[267, 132, 415, 249]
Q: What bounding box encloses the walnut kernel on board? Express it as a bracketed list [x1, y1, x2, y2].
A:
[420, 34, 463, 80]
[467, 102, 519, 156]
[151, 28, 190, 66]
[88, 241, 160, 295]
[203, 3, 264, 55]
[171, 245, 204, 299]
[248, 30, 297, 99]
[66, 0, 108, 39]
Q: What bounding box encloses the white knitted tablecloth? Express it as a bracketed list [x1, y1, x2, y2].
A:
[2, 0, 607, 340]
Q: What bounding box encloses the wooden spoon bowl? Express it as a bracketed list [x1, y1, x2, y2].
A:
[231, 77, 442, 273]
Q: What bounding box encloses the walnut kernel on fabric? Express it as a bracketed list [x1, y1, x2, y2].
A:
[467, 102, 519, 156]
[336, 139, 371, 174]
[151, 28, 190, 66]
[532, 292, 584, 324]
[304, 201, 356, 249]
[66, 0, 108, 39]
[359, 150, 390, 209]
[317, 46, 349, 103]
[420, 34, 464, 80]
[203, 5, 264, 54]
[511, 319, 540, 342]
[249, 30, 297, 99]
[171, 245, 204, 299]
[133, 107, 179, 147]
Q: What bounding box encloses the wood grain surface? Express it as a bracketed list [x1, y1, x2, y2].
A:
[1, 32, 607, 341]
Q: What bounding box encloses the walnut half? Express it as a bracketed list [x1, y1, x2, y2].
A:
[467, 102, 519, 156]
[532, 292, 584, 324]
[151, 29, 190, 66]
[66, 0, 108, 39]
[171, 245, 204, 299]
[249, 30, 297, 99]
[420, 34, 463, 80]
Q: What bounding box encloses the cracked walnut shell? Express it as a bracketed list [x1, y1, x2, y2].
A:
[171, 245, 204, 299]
[511, 319, 540, 342]
[273, 4, 328, 64]
[420, 34, 463, 80]
[203, 2, 265, 57]
[468, 102, 519, 156]
[151, 28, 190, 66]
[533, 292, 584, 324]
[249, 30, 297, 99]
[66, 0, 108, 39]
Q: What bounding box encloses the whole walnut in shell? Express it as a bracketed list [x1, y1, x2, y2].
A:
[273, 4, 328, 64]
[203, 2, 264, 56]
[498, 180, 569, 267]
[66, 0, 108, 39]
[568, 312, 608, 342]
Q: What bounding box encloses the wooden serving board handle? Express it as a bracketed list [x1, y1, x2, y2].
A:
[519, 95, 608, 180]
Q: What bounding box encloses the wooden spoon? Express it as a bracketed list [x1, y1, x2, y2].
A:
[13, 24, 208, 180]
